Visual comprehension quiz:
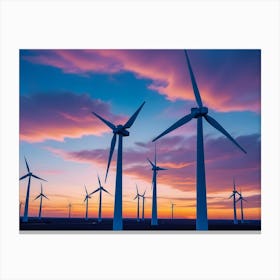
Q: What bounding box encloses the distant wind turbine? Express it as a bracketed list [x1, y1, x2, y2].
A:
[229, 178, 240, 224]
[133, 185, 141, 222]
[83, 185, 92, 220]
[90, 174, 110, 222]
[152, 50, 246, 230]
[140, 188, 147, 221]
[236, 189, 247, 223]
[19, 201, 23, 217]
[34, 183, 49, 219]
[92, 101, 145, 230]
[171, 202, 176, 220]
[68, 203, 72, 218]
[19, 157, 47, 222]
[147, 143, 167, 226]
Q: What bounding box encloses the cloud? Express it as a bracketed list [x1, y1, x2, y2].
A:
[22, 50, 261, 112]
[20, 92, 126, 142]
[45, 133, 260, 197]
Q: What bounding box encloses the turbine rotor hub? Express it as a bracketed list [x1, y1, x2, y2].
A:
[114, 125, 129, 136]
[191, 107, 208, 118]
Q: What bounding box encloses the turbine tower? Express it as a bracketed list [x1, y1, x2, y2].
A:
[171, 202, 176, 220]
[140, 189, 147, 221]
[153, 50, 246, 230]
[236, 189, 247, 223]
[68, 203, 72, 218]
[229, 178, 240, 224]
[34, 183, 49, 219]
[92, 101, 145, 230]
[147, 143, 167, 226]
[19, 157, 47, 222]
[90, 174, 110, 223]
[19, 201, 23, 217]
[133, 185, 141, 222]
[83, 185, 92, 220]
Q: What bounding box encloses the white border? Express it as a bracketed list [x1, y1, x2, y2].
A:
[1, 1, 279, 280]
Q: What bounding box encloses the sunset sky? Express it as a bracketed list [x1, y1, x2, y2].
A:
[19, 49, 261, 220]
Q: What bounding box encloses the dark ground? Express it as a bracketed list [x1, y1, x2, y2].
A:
[20, 217, 261, 231]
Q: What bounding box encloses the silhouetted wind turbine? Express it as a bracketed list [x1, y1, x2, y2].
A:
[147, 143, 167, 226]
[236, 189, 247, 223]
[19, 201, 23, 217]
[133, 185, 141, 222]
[68, 203, 72, 218]
[34, 183, 49, 219]
[140, 188, 147, 221]
[19, 157, 47, 222]
[83, 185, 92, 220]
[229, 178, 240, 224]
[90, 174, 110, 222]
[171, 202, 176, 220]
[92, 101, 145, 230]
[153, 50, 246, 230]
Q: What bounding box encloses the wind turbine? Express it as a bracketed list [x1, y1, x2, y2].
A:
[34, 183, 49, 219]
[68, 203, 72, 218]
[147, 143, 167, 226]
[19, 157, 47, 222]
[90, 174, 110, 222]
[133, 185, 141, 222]
[236, 189, 247, 223]
[152, 50, 246, 230]
[19, 201, 23, 217]
[229, 178, 240, 224]
[92, 101, 145, 230]
[83, 185, 92, 220]
[171, 202, 176, 220]
[140, 188, 147, 221]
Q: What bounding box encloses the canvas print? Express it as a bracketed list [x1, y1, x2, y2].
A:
[19, 49, 261, 231]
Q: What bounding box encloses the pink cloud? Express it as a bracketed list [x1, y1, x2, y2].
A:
[22, 50, 261, 113]
[20, 92, 126, 142]
[45, 133, 260, 199]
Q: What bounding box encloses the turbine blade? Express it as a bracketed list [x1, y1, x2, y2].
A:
[153, 113, 194, 142]
[84, 197, 87, 202]
[90, 188, 100, 195]
[24, 157, 30, 173]
[229, 194, 234, 199]
[101, 187, 110, 195]
[32, 174, 47, 181]
[123, 101, 145, 129]
[85, 185, 88, 195]
[147, 158, 155, 168]
[133, 195, 138, 200]
[19, 174, 29, 180]
[34, 194, 41, 200]
[204, 115, 247, 154]
[243, 198, 248, 202]
[158, 167, 167, 171]
[105, 133, 117, 182]
[154, 142, 157, 166]
[42, 194, 49, 200]
[136, 184, 139, 195]
[236, 197, 241, 202]
[92, 112, 116, 130]
[184, 50, 203, 108]
[41, 183, 43, 194]
[97, 174, 102, 187]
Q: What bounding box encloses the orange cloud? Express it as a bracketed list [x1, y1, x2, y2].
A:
[22, 50, 261, 113]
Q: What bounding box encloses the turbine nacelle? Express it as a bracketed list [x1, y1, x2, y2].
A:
[191, 107, 208, 118]
[113, 125, 130, 137]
